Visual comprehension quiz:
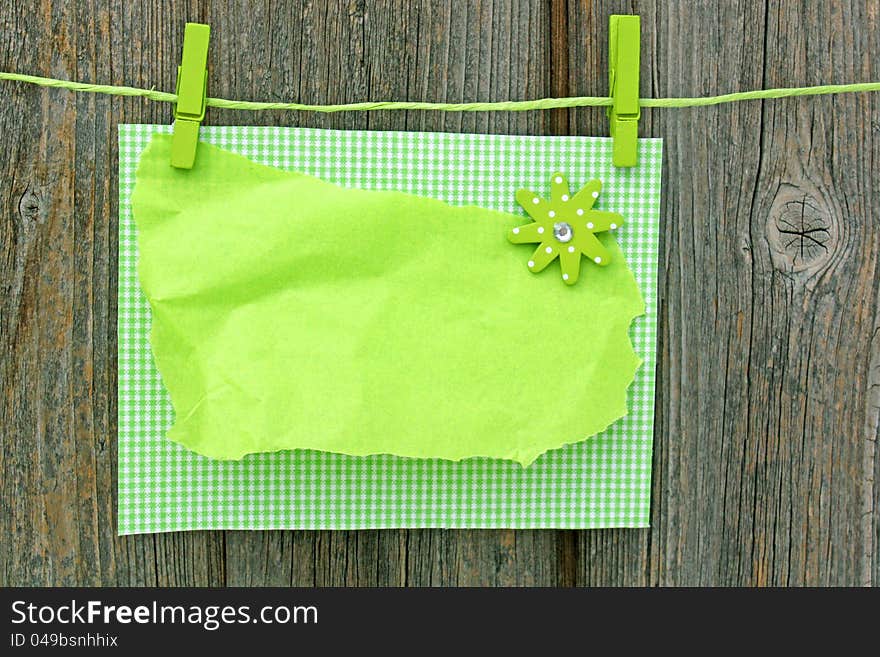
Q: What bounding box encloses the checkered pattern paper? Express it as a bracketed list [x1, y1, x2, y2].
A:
[118, 124, 663, 534]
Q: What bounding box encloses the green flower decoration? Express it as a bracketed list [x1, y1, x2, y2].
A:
[510, 173, 625, 285]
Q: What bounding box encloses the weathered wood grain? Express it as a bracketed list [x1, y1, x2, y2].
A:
[1, 0, 877, 586]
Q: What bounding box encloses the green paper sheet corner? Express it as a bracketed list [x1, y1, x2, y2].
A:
[131, 135, 645, 466]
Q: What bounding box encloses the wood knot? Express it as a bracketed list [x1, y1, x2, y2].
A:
[766, 187, 834, 273]
[349, 0, 366, 18]
[17, 185, 44, 228]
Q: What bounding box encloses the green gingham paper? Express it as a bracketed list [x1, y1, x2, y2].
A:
[118, 124, 662, 533]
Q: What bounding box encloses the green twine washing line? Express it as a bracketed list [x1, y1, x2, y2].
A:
[2, 71, 879, 112]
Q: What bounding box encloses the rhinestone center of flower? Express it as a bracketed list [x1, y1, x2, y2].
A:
[553, 222, 574, 243]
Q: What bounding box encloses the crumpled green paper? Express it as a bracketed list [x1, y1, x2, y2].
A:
[131, 135, 645, 465]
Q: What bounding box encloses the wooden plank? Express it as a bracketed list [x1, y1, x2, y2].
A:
[71, 0, 118, 588]
[747, 0, 878, 586]
[1, 0, 80, 587]
[575, 0, 878, 585]
[1, 0, 877, 587]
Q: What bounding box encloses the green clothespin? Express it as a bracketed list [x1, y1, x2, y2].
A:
[607, 15, 640, 167]
[171, 23, 210, 169]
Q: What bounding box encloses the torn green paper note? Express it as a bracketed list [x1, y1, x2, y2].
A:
[132, 135, 644, 465]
